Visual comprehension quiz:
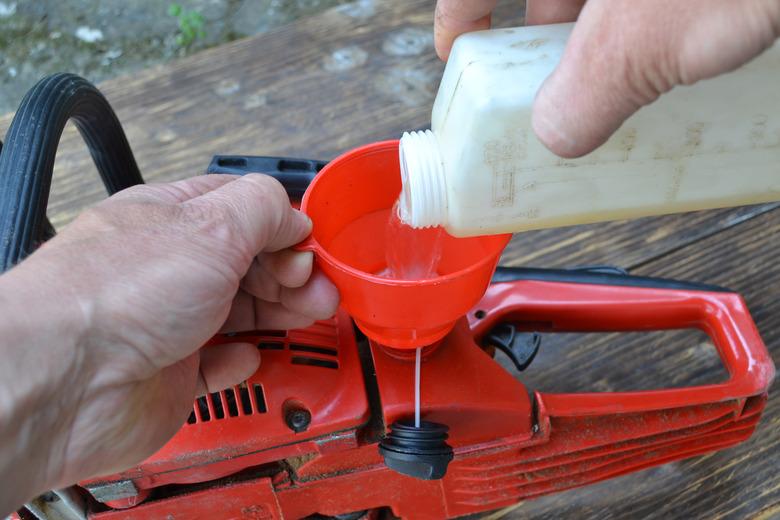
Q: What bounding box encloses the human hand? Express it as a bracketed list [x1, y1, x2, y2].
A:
[434, 0, 780, 157]
[0, 174, 338, 510]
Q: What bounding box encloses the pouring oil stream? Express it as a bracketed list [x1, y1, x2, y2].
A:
[384, 201, 444, 428]
[415, 347, 421, 428]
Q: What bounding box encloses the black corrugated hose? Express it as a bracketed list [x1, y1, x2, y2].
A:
[0, 73, 144, 272]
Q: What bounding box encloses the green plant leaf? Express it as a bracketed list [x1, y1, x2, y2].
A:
[168, 4, 207, 49]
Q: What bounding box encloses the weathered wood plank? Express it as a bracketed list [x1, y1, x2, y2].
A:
[500, 202, 779, 271]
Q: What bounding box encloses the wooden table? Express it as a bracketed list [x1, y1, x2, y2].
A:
[2, 1, 777, 518]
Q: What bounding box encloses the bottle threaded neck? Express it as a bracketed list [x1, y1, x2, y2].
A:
[399, 130, 447, 228]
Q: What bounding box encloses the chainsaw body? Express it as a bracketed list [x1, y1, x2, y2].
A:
[79, 268, 774, 519]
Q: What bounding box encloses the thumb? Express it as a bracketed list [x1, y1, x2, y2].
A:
[531, 0, 780, 158]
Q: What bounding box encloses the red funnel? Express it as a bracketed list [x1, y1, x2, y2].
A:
[300, 141, 510, 349]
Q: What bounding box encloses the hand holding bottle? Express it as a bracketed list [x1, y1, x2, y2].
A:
[434, 0, 780, 158]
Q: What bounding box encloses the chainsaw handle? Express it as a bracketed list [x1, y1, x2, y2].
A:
[470, 271, 775, 417]
[206, 155, 326, 200]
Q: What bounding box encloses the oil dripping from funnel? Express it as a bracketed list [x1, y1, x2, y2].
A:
[380, 200, 446, 428]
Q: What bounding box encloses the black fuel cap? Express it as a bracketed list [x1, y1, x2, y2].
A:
[379, 420, 454, 480]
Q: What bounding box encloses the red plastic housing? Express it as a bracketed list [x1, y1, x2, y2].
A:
[82, 279, 774, 519]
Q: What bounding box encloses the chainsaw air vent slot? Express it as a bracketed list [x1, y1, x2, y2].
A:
[278, 159, 311, 171]
[257, 330, 287, 337]
[223, 389, 239, 417]
[258, 341, 284, 350]
[196, 396, 211, 421]
[211, 392, 225, 419]
[216, 157, 247, 168]
[239, 385, 253, 414]
[186, 384, 268, 425]
[290, 344, 337, 356]
[291, 356, 339, 369]
[253, 384, 267, 413]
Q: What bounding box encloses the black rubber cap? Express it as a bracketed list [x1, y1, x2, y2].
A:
[378, 420, 454, 480]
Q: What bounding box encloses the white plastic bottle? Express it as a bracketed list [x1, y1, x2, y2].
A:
[398, 23, 780, 237]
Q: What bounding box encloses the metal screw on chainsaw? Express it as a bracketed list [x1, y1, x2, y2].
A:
[285, 408, 312, 433]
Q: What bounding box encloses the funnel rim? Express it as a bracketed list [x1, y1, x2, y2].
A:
[300, 140, 511, 287]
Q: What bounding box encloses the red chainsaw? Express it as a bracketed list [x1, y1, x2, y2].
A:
[1, 75, 774, 520]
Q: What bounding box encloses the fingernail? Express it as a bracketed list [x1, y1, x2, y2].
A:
[295, 209, 313, 232]
[532, 108, 578, 155]
[275, 250, 313, 288]
[532, 75, 580, 158]
[291, 250, 314, 272]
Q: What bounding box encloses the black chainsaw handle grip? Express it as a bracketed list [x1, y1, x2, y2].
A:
[207, 155, 327, 200]
[0, 73, 143, 271]
[490, 266, 732, 293]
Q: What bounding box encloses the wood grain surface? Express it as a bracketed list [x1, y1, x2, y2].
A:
[1, 1, 777, 518]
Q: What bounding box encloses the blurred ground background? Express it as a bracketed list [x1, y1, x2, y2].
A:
[0, 0, 350, 113]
